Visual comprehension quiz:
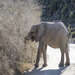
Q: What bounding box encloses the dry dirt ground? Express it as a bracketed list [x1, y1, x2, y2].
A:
[24, 44, 75, 75]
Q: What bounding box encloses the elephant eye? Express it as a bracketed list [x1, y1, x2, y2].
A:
[31, 32, 34, 34]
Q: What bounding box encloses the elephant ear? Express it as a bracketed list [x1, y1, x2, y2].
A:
[35, 25, 40, 33]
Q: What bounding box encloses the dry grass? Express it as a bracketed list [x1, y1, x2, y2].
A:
[17, 62, 33, 73]
[0, 0, 41, 75]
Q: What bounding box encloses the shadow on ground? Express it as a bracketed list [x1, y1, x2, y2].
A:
[24, 66, 68, 75]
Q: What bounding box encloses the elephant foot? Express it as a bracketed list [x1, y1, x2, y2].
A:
[65, 62, 70, 66]
[59, 63, 64, 67]
[42, 64, 47, 67]
[34, 64, 39, 68]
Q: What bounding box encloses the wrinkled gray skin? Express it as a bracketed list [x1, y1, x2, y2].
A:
[24, 22, 70, 68]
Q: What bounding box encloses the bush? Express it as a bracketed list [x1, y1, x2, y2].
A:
[0, 0, 41, 75]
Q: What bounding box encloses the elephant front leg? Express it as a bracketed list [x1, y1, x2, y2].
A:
[35, 41, 43, 68]
[43, 44, 47, 67]
[35, 49, 42, 68]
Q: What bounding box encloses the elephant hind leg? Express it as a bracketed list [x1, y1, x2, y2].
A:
[59, 42, 70, 67]
[59, 41, 66, 67]
[59, 47, 65, 67]
[65, 44, 70, 66]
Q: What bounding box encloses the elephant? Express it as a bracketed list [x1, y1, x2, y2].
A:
[24, 21, 70, 68]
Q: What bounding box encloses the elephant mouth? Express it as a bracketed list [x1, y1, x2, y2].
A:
[31, 36, 35, 41]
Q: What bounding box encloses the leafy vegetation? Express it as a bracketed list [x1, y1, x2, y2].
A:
[37, 0, 75, 27]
